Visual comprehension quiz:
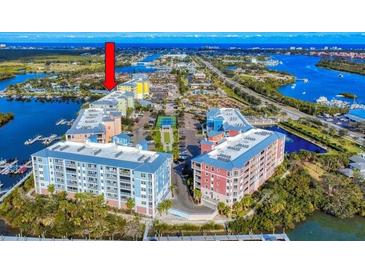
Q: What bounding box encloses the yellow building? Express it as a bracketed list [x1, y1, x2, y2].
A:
[118, 74, 150, 100]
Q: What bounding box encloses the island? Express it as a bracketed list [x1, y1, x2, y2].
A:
[339, 92, 358, 99]
[0, 112, 14, 127]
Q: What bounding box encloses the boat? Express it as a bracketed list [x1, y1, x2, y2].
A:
[56, 119, 65, 125]
[302, 91, 306, 95]
[24, 135, 42, 145]
[291, 84, 296, 89]
[339, 74, 344, 78]
[0, 159, 6, 166]
[42, 134, 58, 145]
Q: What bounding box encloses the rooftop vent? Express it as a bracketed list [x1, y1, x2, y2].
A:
[115, 151, 123, 158]
[77, 146, 85, 152]
[52, 144, 61, 150]
[59, 145, 69, 151]
[93, 149, 102, 155]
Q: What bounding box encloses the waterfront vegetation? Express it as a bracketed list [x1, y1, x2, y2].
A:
[1, 49, 135, 98]
[235, 73, 347, 115]
[207, 56, 348, 116]
[227, 152, 365, 234]
[151, 220, 225, 236]
[280, 118, 361, 154]
[317, 58, 365, 76]
[0, 63, 29, 80]
[0, 177, 144, 240]
[0, 112, 14, 127]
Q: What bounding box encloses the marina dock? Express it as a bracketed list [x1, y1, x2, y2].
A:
[24, 134, 61, 146]
[56, 118, 74, 126]
[0, 159, 32, 175]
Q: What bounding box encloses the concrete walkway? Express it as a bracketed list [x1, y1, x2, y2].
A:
[160, 127, 173, 152]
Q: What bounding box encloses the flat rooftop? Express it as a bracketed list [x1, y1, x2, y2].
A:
[91, 91, 134, 107]
[193, 128, 285, 170]
[66, 107, 121, 135]
[33, 141, 171, 173]
[207, 108, 253, 132]
[118, 74, 149, 88]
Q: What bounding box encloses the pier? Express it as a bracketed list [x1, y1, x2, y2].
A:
[0, 159, 18, 175]
[0, 171, 32, 204]
[56, 118, 74, 126]
[24, 134, 61, 145]
[0, 159, 32, 175]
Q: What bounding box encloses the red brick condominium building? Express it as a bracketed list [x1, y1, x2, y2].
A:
[192, 108, 285, 207]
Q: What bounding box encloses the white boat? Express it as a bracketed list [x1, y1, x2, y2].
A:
[302, 91, 306, 95]
[339, 74, 344, 78]
[0, 159, 6, 166]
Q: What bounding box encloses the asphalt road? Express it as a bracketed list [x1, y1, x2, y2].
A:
[197, 57, 364, 145]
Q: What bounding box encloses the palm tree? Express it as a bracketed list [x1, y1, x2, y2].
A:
[193, 188, 202, 204]
[217, 202, 226, 215]
[157, 199, 173, 216]
[126, 198, 135, 214]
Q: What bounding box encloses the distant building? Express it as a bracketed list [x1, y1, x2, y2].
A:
[118, 74, 150, 100]
[206, 108, 253, 136]
[192, 108, 285, 207]
[66, 108, 122, 144]
[31, 141, 172, 217]
[339, 153, 365, 179]
[90, 91, 135, 117]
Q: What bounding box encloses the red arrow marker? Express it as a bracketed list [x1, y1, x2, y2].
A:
[103, 42, 117, 91]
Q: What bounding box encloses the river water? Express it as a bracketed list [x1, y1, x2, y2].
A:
[269, 54, 365, 104]
[288, 212, 365, 241]
[0, 72, 47, 91]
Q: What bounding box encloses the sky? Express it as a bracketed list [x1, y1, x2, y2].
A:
[1, 32, 365, 44]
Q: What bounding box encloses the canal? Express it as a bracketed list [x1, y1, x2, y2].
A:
[264, 125, 327, 154]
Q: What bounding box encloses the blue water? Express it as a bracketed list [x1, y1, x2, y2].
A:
[116, 53, 160, 73]
[0, 98, 81, 190]
[288, 212, 365, 241]
[265, 125, 326, 154]
[268, 54, 365, 104]
[0, 73, 47, 92]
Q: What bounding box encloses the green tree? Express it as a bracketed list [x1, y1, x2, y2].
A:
[157, 199, 173, 216]
[193, 188, 202, 204]
[47, 184, 55, 196]
[126, 198, 135, 214]
[217, 202, 227, 215]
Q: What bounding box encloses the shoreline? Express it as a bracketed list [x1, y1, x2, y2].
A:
[277, 123, 329, 151]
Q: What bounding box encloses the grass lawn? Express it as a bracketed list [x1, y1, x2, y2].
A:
[302, 161, 326, 181]
[163, 131, 171, 144]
